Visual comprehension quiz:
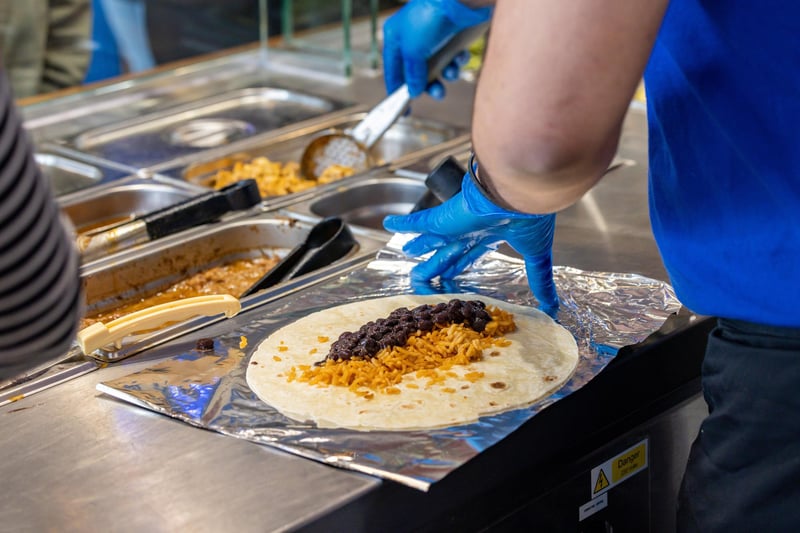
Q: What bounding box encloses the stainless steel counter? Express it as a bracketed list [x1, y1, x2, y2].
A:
[1, 48, 700, 532]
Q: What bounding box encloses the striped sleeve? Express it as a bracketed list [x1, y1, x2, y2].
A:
[0, 70, 82, 381]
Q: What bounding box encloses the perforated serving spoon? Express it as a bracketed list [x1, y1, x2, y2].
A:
[299, 23, 489, 180]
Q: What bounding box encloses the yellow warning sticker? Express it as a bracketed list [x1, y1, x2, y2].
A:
[594, 469, 610, 494]
[613, 442, 647, 481]
[590, 438, 649, 498]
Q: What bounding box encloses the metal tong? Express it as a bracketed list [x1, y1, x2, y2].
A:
[240, 217, 358, 298]
[77, 179, 261, 262]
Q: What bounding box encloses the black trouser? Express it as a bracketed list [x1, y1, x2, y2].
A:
[677, 318, 800, 532]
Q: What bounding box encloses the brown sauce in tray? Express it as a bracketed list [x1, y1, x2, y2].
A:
[80, 255, 280, 329]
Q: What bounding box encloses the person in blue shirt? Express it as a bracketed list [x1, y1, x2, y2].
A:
[381, 1, 800, 530]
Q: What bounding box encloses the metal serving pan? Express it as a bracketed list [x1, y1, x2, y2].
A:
[80, 214, 388, 361]
[168, 112, 468, 177]
[155, 112, 467, 203]
[59, 177, 207, 235]
[284, 170, 429, 232]
[35, 151, 133, 197]
[69, 88, 349, 169]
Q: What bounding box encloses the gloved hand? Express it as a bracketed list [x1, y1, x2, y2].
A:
[384, 172, 559, 316]
[382, 0, 492, 99]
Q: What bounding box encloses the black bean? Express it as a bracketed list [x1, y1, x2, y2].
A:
[359, 337, 379, 352]
[320, 299, 494, 363]
[195, 338, 214, 351]
[432, 311, 449, 324]
[472, 317, 487, 332]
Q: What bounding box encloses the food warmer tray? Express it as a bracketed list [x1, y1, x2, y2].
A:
[280, 168, 430, 232]
[152, 110, 468, 191]
[68, 87, 351, 169]
[59, 175, 208, 237]
[35, 147, 137, 197]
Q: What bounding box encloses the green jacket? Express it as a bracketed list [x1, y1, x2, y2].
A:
[0, 0, 92, 98]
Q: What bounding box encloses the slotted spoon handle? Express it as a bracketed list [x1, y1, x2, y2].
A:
[350, 22, 490, 149]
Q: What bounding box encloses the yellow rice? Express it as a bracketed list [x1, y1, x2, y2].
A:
[288, 306, 516, 398]
[210, 156, 355, 197]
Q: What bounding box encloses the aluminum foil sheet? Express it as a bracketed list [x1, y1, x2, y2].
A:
[97, 240, 681, 491]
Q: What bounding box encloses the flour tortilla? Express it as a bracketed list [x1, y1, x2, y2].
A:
[246, 294, 579, 431]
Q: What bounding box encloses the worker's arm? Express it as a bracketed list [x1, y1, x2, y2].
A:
[473, 0, 668, 213]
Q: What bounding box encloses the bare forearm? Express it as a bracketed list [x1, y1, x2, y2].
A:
[472, 0, 667, 213]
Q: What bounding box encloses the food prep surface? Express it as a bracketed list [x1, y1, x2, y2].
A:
[0, 47, 702, 532]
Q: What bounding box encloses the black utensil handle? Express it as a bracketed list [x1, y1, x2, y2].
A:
[291, 235, 357, 278]
[224, 179, 262, 210]
[143, 180, 259, 240]
[426, 156, 465, 201]
[240, 218, 356, 298]
[144, 194, 229, 239]
[410, 156, 466, 213]
[239, 243, 309, 298]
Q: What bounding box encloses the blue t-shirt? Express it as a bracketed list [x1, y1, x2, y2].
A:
[643, 0, 800, 326]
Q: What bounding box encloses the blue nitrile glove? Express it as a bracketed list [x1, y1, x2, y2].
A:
[384, 173, 559, 316]
[382, 0, 492, 99]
